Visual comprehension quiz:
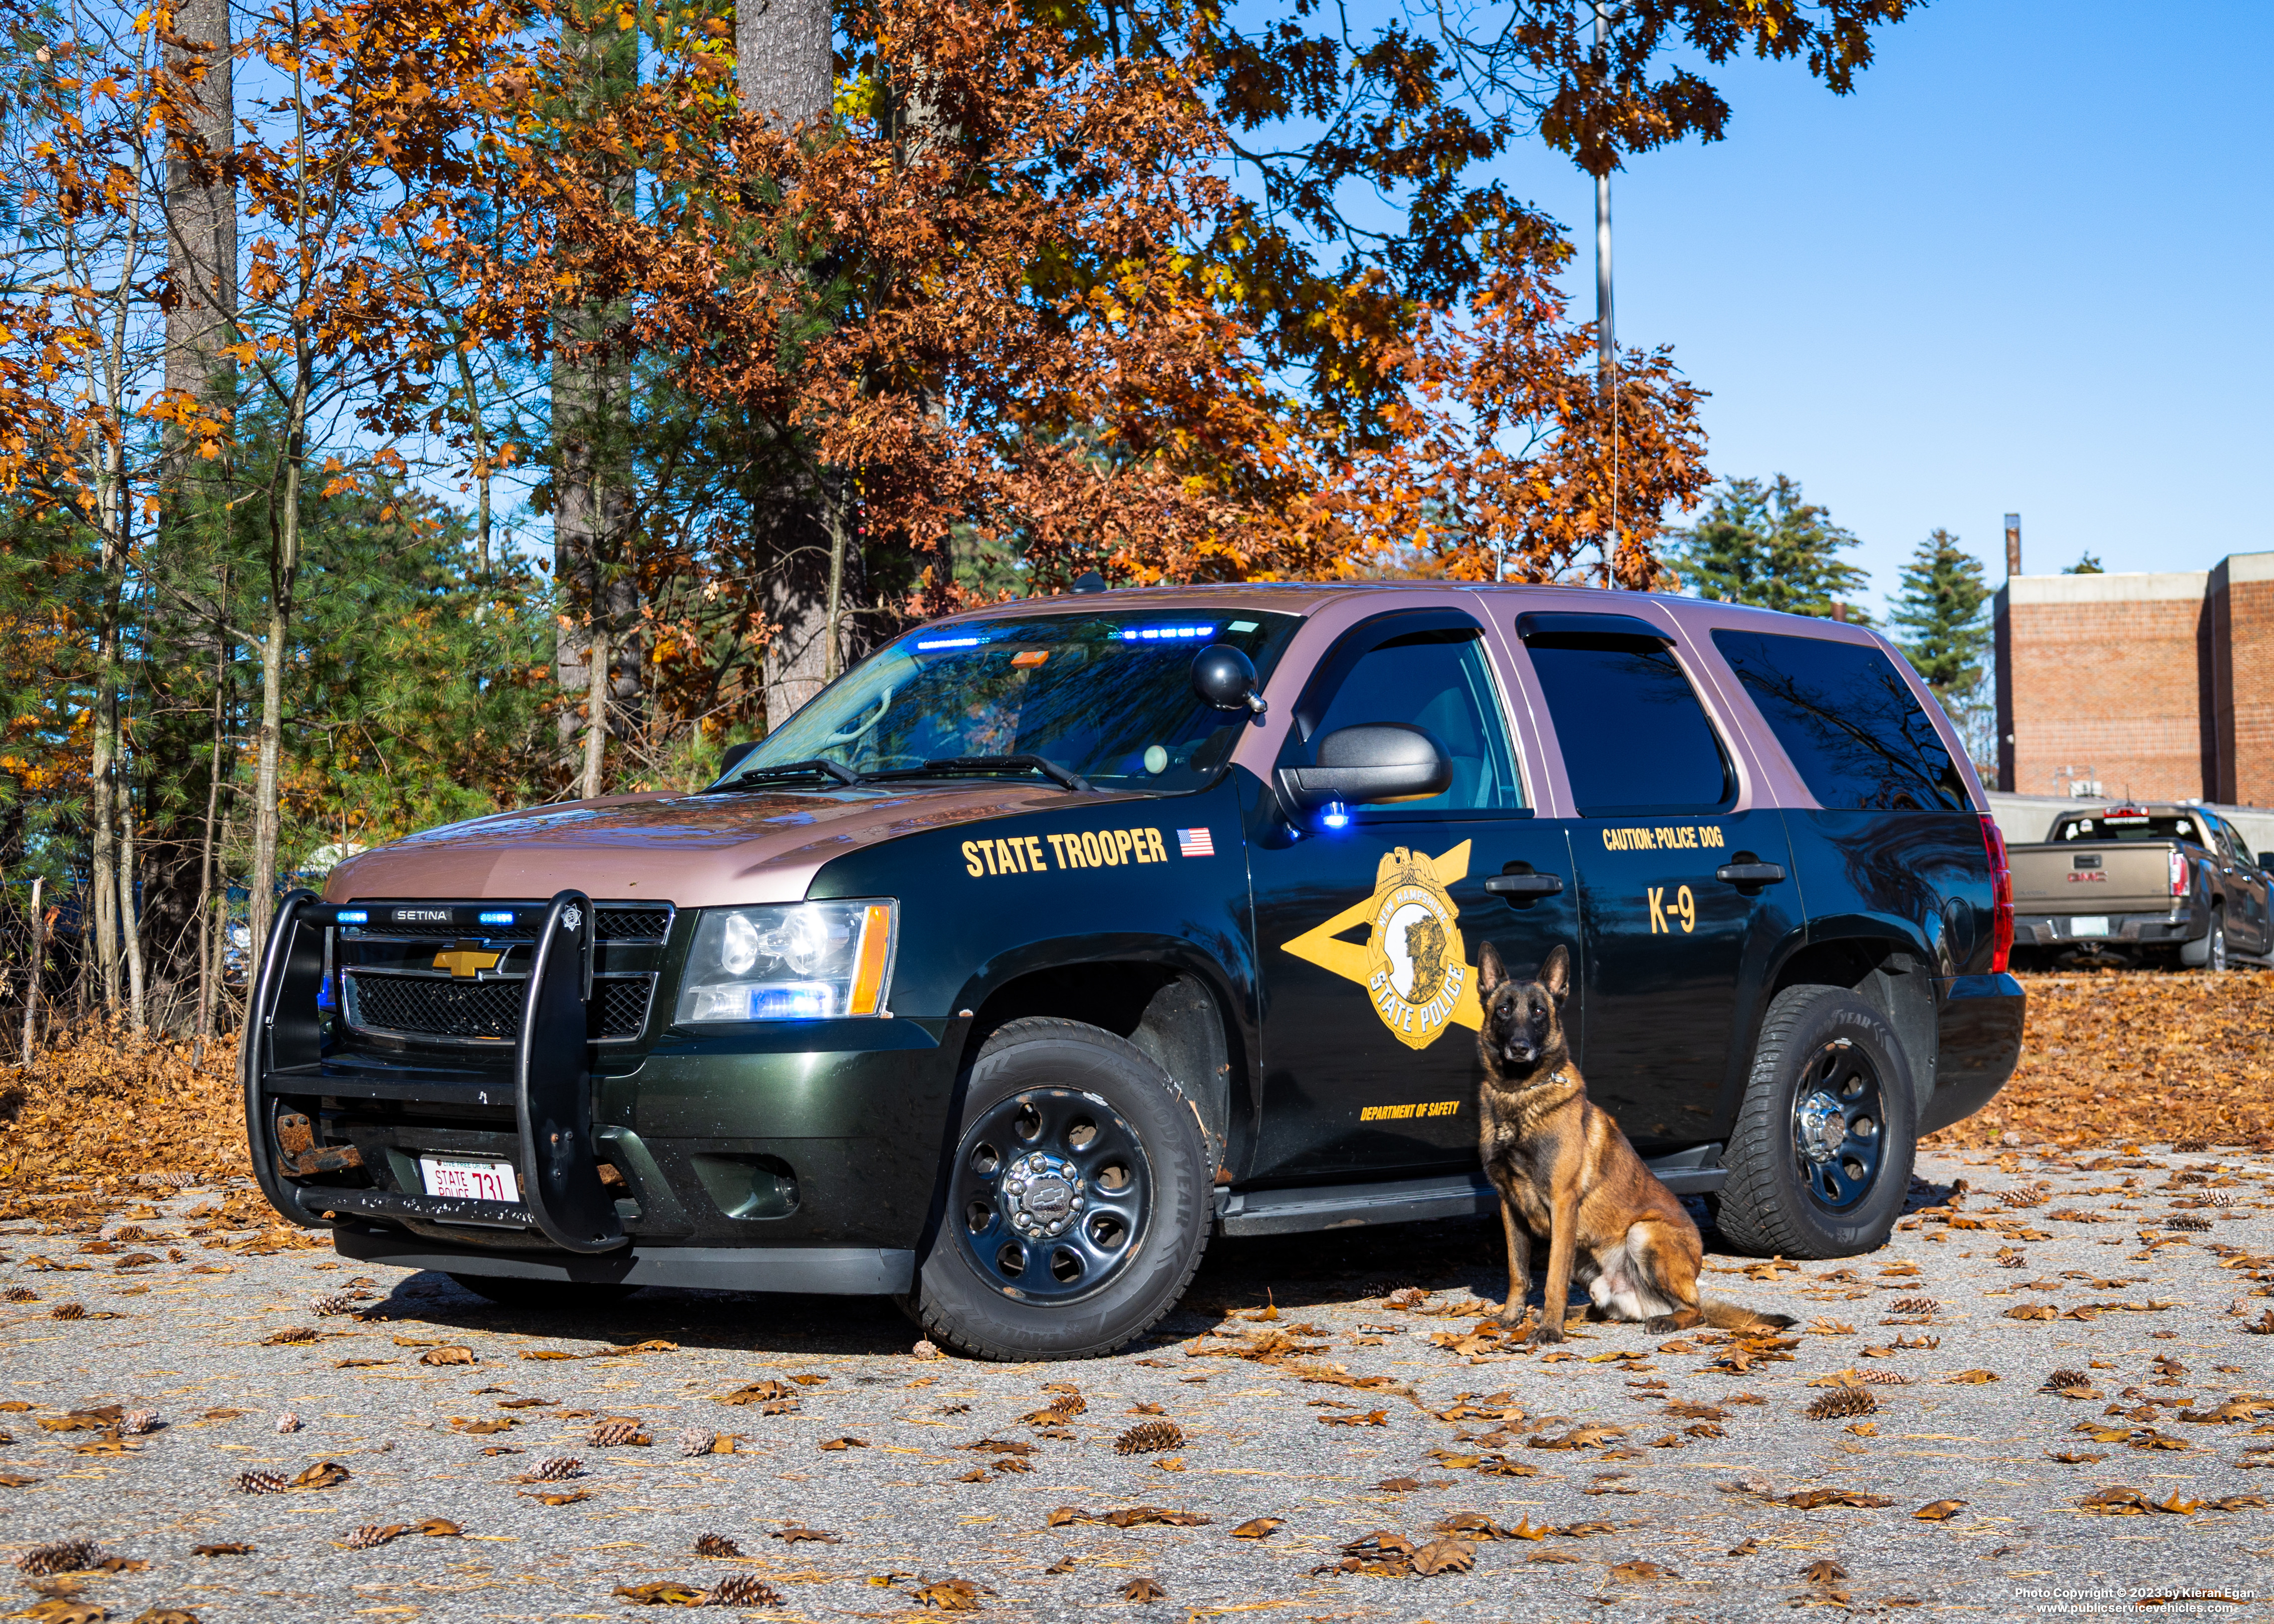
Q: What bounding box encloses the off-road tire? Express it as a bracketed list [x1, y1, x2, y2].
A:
[2181, 910, 2226, 972]
[447, 1274, 640, 1308]
[1715, 984, 1918, 1259]
[904, 1017, 1212, 1361]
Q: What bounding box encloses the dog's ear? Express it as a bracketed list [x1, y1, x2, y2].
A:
[1477, 940, 1507, 998]
[1538, 942, 1572, 1006]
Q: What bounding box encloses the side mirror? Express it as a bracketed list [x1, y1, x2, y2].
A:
[1191, 644, 1267, 714]
[717, 740, 760, 779]
[1277, 723, 1452, 813]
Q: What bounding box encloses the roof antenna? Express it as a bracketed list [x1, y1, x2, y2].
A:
[1071, 570, 1108, 594]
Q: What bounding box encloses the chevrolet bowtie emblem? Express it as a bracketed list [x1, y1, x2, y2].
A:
[433, 942, 503, 978]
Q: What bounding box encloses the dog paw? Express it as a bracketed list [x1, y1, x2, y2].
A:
[1525, 1323, 1565, 1348]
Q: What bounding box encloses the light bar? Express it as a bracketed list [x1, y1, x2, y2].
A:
[478, 910, 515, 926]
[1119, 625, 1217, 642]
[915, 636, 982, 650]
[335, 909, 368, 925]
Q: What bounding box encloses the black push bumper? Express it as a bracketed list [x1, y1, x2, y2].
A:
[2014, 907, 2205, 948]
[244, 888, 626, 1254]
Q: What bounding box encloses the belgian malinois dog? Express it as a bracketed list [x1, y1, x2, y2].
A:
[1477, 942, 1793, 1344]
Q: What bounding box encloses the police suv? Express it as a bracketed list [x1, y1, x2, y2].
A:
[244, 583, 2024, 1360]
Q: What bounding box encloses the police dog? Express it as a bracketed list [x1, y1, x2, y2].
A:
[1476, 941, 1792, 1344]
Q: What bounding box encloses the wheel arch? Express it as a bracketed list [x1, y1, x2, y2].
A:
[1757, 929, 1937, 1126]
[947, 941, 1249, 1179]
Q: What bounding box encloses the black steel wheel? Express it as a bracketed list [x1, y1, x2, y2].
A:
[1716, 984, 1917, 1259]
[905, 1017, 1211, 1361]
[1788, 1040, 1885, 1214]
[951, 1089, 1151, 1304]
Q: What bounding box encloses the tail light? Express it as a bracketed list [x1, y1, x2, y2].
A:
[1980, 815, 2014, 974]
[2170, 848, 2189, 898]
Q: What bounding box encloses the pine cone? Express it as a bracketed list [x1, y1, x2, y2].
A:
[679, 1428, 719, 1458]
[2171, 1139, 2209, 1153]
[1997, 1188, 2043, 1208]
[1040, 1385, 1086, 1416]
[530, 1456, 583, 1481]
[119, 1409, 160, 1435]
[3, 1285, 38, 1302]
[275, 1412, 303, 1434]
[50, 1302, 85, 1321]
[310, 1292, 355, 1317]
[2042, 1370, 2093, 1392]
[1856, 1370, 1910, 1386]
[1805, 1388, 1876, 1421]
[587, 1419, 649, 1448]
[694, 1532, 742, 1558]
[2166, 1214, 2213, 1232]
[15, 1539, 98, 1576]
[1115, 1420, 1185, 1455]
[232, 1469, 289, 1494]
[705, 1573, 782, 1608]
[342, 1524, 403, 1550]
[1889, 1297, 1940, 1315]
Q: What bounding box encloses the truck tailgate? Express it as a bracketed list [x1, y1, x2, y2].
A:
[2010, 841, 2174, 915]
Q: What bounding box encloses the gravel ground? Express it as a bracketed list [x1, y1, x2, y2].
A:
[2, 1145, 2271, 1623]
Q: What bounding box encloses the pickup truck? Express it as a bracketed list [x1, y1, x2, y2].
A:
[242, 583, 2023, 1361]
[2008, 803, 2272, 971]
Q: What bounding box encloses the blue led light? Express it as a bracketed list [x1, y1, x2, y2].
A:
[478, 910, 515, 926]
[1120, 625, 1217, 642]
[750, 984, 834, 1021]
[335, 910, 368, 924]
[1319, 799, 1352, 832]
[915, 636, 982, 650]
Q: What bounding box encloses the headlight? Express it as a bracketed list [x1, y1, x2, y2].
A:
[676, 901, 898, 1023]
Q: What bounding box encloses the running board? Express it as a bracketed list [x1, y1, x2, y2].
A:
[1217, 1146, 1726, 1238]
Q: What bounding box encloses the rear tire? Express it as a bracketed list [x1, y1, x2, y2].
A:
[1716, 985, 1918, 1259]
[903, 1017, 1211, 1361]
[447, 1274, 640, 1308]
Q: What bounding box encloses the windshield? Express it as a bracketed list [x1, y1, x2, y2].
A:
[2057, 813, 2203, 843]
[720, 610, 1302, 794]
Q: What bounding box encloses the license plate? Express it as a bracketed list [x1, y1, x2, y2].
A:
[420, 1156, 520, 1204]
[2070, 916, 2110, 938]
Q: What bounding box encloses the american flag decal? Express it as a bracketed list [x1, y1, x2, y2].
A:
[1176, 827, 1215, 858]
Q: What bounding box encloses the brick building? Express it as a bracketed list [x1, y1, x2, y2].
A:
[1995, 551, 2274, 804]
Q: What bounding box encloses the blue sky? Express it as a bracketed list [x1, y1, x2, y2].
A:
[1495, 0, 2273, 615]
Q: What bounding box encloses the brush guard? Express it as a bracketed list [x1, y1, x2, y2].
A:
[243, 888, 628, 1255]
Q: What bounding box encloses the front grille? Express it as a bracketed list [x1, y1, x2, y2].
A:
[342, 904, 673, 944]
[343, 972, 655, 1044]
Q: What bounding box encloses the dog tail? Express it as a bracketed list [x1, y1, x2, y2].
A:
[1700, 1300, 1797, 1332]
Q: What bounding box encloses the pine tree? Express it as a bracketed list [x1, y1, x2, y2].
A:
[1889, 529, 1993, 699]
[1667, 475, 1868, 620]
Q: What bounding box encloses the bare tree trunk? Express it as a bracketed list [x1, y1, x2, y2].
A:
[119, 768, 147, 1028]
[581, 617, 610, 799]
[20, 877, 42, 1068]
[192, 623, 228, 1043]
[551, 1, 639, 786]
[251, 378, 303, 968]
[165, 0, 237, 399]
[741, 0, 838, 727]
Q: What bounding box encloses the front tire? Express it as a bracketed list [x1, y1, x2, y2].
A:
[1716, 985, 1918, 1259]
[905, 1017, 1212, 1361]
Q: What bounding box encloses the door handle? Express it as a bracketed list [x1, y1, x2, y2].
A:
[1715, 862, 1786, 886]
[1484, 872, 1564, 898]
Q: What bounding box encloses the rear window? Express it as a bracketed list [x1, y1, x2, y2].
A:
[1712, 630, 1971, 813]
[1526, 636, 1733, 816]
[2055, 813, 2205, 844]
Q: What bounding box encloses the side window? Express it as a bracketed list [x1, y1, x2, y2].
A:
[1307, 628, 1525, 813]
[1712, 629, 1972, 813]
[1524, 635, 1733, 816]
